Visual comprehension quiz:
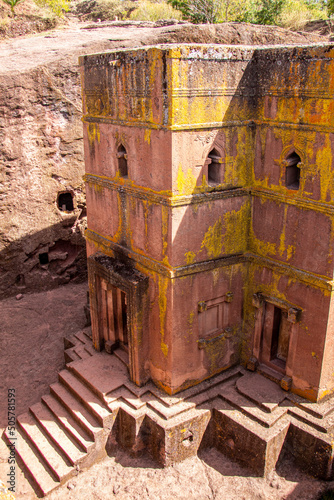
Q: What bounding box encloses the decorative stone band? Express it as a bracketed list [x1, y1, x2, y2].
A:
[86, 228, 245, 278]
[247, 253, 332, 292]
[84, 173, 248, 206]
[82, 115, 334, 134]
[84, 174, 334, 216]
[251, 187, 334, 217]
[86, 229, 334, 292]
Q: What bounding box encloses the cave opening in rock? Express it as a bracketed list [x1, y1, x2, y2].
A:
[39, 252, 49, 265]
[58, 192, 74, 212]
[15, 274, 25, 286]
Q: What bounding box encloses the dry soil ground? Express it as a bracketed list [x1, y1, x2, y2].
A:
[0, 283, 333, 500]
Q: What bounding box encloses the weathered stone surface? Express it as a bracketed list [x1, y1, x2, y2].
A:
[0, 62, 87, 298]
[0, 21, 325, 299]
[81, 43, 334, 402]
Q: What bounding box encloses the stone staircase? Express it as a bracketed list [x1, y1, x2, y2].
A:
[4, 341, 334, 496]
[63, 328, 95, 364]
[64, 327, 128, 368]
[5, 358, 116, 495]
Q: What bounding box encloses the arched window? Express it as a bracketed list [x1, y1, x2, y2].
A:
[207, 148, 222, 185]
[117, 145, 128, 178]
[285, 152, 301, 190]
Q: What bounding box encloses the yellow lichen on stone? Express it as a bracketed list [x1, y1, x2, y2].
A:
[176, 165, 198, 196]
[142, 200, 149, 252]
[250, 225, 276, 258]
[87, 122, 100, 145]
[113, 191, 124, 244]
[278, 205, 295, 261]
[248, 266, 288, 303]
[161, 205, 169, 259]
[158, 274, 169, 356]
[144, 129, 151, 145]
[185, 251, 196, 265]
[212, 267, 220, 286]
[316, 135, 334, 202]
[187, 310, 195, 334]
[201, 218, 223, 259]
[223, 202, 249, 255]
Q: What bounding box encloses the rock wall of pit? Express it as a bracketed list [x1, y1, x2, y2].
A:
[0, 64, 87, 298]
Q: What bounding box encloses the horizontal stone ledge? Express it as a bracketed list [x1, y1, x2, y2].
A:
[82, 115, 334, 134]
[86, 231, 333, 289]
[84, 174, 248, 206]
[251, 188, 334, 216]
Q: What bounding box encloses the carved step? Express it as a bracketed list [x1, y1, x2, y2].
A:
[58, 370, 113, 427]
[65, 345, 95, 364]
[113, 348, 129, 368]
[64, 330, 95, 365]
[64, 334, 76, 350]
[4, 427, 59, 496]
[73, 344, 93, 361]
[42, 394, 94, 453]
[220, 380, 288, 429]
[17, 412, 74, 483]
[285, 401, 334, 434]
[64, 347, 81, 364]
[83, 344, 96, 356]
[29, 402, 86, 466]
[74, 329, 92, 345]
[257, 364, 283, 385]
[50, 382, 102, 441]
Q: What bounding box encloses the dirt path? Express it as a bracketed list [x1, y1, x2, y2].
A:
[0, 283, 332, 500]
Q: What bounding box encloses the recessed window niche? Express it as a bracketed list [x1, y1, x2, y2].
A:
[117, 144, 128, 178]
[285, 151, 301, 190]
[207, 149, 222, 185]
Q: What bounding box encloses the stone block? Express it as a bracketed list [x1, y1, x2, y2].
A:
[114, 407, 146, 455]
[142, 409, 211, 466]
[209, 402, 289, 476]
[280, 376, 292, 392]
[286, 420, 334, 480]
[246, 356, 258, 372]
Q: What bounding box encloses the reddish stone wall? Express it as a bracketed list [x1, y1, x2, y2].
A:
[81, 44, 334, 400]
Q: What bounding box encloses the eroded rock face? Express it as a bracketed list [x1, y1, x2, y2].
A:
[0, 65, 87, 298]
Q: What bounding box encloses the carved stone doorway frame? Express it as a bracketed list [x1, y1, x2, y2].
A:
[88, 253, 149, 386]
[251, 292, 302, 384]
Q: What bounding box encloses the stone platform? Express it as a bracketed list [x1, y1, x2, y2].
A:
[4, 332, 334, 495]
